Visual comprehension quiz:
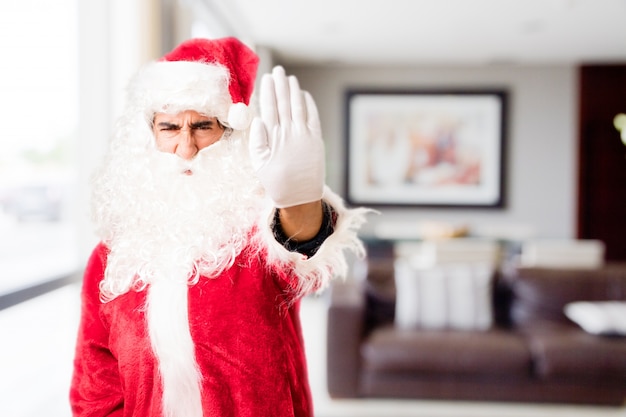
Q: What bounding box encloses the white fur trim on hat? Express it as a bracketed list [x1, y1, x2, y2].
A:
[126, 60, 233, 124]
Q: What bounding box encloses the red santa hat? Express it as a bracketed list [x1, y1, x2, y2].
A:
[127, 37, 259, 130]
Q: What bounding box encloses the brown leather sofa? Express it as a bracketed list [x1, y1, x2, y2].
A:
[326, 250, 626, 406]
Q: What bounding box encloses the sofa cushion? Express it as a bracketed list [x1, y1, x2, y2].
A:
[394, 259, 494, 330]
[361, 325, 530, 376]
[564, 301, 626, 336]
[527, 328, 626, 381]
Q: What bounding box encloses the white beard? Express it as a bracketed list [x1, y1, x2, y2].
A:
[92, 130, 264, 301]
[91, 130, 266, 417]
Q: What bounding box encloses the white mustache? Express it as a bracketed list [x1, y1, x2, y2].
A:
[149, 141, 227, 176]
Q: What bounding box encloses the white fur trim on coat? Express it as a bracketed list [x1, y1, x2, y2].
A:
[147, 278, 203, 417]
[257, 186, 371, 297]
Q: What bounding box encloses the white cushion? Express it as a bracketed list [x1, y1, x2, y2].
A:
[564, 301, 626, 336]
[394, 259, 494, 330]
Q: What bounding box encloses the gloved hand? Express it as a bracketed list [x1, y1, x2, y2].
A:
[249, 66, 325, 208]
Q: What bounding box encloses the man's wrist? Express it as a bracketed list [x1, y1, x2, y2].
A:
[272, 201, 335, 257]
[276, 200, 324, 242]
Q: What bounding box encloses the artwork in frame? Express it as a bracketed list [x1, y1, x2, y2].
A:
[345, 89, 507, 208]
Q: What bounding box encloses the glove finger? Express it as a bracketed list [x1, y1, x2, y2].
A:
[303, 91, 322, 132]
[289, 75, 306, 124]
[272, 66, 292, 124]
[249, 117, 271, 165]
[260, 73, 278, 127]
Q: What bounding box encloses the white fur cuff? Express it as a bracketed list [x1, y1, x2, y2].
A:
[258, 186, 371, 297]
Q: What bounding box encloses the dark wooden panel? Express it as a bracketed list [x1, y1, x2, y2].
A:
[578, 65, 626, 261]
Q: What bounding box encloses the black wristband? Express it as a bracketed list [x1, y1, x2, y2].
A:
[272, 202, 335, 257]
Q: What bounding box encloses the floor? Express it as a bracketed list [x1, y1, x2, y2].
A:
[0, 285, 80, 417]
[0, 285, 624, 417]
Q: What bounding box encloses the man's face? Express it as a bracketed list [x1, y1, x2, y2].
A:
[153, 110, 225, 160]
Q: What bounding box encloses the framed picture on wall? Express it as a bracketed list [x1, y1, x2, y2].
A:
[345, 89, 507, 208]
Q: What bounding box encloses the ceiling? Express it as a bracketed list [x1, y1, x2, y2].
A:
[196, 0, 626, 66]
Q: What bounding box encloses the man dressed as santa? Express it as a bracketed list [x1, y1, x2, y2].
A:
[70, 37, 368, 417]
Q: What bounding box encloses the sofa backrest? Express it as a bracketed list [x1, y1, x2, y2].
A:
[361, 256, 397, 331]
[507, 264, 626, 328]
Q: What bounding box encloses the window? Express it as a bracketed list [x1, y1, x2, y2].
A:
[0, 1, 80, 415]
[0, 0, 79, 298]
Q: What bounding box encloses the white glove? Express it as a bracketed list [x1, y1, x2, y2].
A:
[249, 66, 325, 208]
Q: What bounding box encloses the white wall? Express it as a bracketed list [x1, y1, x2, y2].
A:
[285, 64, 578, 240]
[76, 0, 579, 243]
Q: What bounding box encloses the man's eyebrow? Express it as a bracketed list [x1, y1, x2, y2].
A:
[155, 121, 180, 128]
[190, 120, 215, 128]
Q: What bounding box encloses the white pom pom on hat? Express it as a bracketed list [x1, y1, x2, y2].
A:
[227, 102, 253, 131]
[154, 37, 259, 130]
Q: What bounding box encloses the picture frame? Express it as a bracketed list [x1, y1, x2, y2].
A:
[345, 89, 507, 208]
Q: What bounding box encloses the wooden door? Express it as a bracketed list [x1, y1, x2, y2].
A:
[578, 64, 626, 261]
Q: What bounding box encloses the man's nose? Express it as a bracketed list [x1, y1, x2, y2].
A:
[175, 130, 199, 160]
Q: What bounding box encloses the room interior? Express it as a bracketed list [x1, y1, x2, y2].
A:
[1, 1, 626, 416]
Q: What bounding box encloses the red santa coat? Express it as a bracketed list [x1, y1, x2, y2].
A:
[70, 242, 314, 417]
[70, 189, 368, 417]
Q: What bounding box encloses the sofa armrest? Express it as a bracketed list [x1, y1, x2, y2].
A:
[326, 279, 366, 398]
